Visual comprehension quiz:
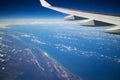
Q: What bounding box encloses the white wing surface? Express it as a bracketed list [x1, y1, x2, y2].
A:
[40, 0, 120, 34]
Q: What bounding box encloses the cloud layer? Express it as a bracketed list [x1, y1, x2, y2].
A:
[0, 19, 76, 28]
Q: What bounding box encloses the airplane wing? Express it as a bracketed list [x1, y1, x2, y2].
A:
[39, 0, 120, 34]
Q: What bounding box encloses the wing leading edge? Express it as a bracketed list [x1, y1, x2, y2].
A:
[40, 0, 120, 34]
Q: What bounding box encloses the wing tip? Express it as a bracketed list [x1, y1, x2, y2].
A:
[40, 0, 51, 7]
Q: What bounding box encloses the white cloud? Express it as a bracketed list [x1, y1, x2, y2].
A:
[0, 54, 4, 57]
[10, 34, 21, 41]
[21, 34, 31, 38]
[0, 58, 5, 62]
[2, 67, 5, 70]
[55, 44, 77, 52]
[31, 39, 46, 45]
[43, 52, 49, 57]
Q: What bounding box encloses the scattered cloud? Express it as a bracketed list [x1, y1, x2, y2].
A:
[55, 44, 77, 52]
[10, 34, 21, 41]
[0, 53, 4, 57]
[21, 33, 31, 38]
[54, 43, 120, 64]
[31, 39, 46, 45]
[77, 50, 120, 64]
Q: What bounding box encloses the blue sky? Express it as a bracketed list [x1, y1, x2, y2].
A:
[0, 0, 120, 18]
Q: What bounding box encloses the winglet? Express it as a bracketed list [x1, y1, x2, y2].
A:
[40, 0, 51, 7]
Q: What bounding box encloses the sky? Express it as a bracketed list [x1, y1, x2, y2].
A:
[0, 0, 120, 18]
